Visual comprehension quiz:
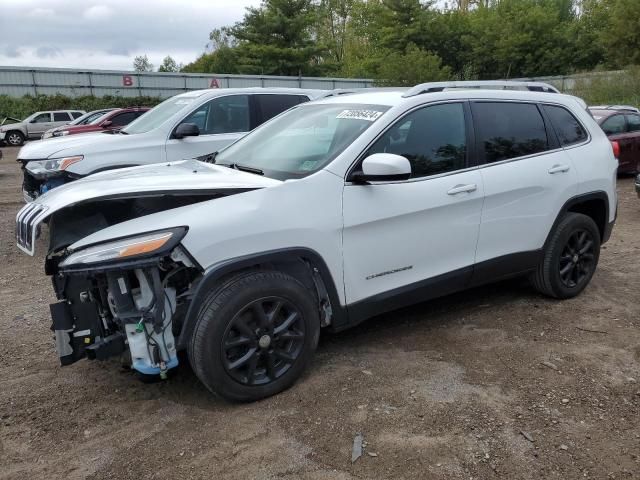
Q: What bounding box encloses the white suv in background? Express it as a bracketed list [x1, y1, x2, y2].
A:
[16, 81, 617, 402]
[0, 109, 85, 146]
[16, 88, 325, 201]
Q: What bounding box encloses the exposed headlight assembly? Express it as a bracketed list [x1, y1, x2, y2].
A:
[26, 155, 83, 178]
[60, 228, 187, 268]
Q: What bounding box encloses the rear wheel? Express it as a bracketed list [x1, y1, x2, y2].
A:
[531, 212, 600, 299]
[189, 270, 320, 402]
[6, 130, 24, 146]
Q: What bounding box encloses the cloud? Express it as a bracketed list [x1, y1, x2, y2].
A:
[0, 0, 262, 70]
[35, 46, 62, 59]
[5, 45, 21, 58]
[83, 5, 114, 21]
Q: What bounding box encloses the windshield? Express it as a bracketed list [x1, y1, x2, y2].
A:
[215, 103, 389, 180]
[88, 112, 114, 125]
[81, 111, 110, 125]
[122, 95, 198, 134]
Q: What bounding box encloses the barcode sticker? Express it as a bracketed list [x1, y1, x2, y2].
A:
[336, 110, 383, 121]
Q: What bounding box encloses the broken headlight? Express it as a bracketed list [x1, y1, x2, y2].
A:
[59, 228, 187, 268]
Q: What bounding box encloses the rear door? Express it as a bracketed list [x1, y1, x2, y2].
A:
[471, 101, 578, 279]
[601, 114, 634, 172]
[26, 112, 54, 138]
[164, 94, 251, 161]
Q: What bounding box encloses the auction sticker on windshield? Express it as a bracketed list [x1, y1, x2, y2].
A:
[336, 110, 384, 121]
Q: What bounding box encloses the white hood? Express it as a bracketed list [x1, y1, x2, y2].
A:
[17, 131, 139, 159]
[16, 159, 281, 255]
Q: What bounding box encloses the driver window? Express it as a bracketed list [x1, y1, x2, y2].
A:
[180, 95, 249, 135]
[365, 103, 467, 178]
[32, 113, 52, 123]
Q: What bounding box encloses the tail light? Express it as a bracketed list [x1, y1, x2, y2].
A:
[611, 141, 620, 158]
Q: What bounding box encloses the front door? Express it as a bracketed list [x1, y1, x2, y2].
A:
[165, 94, 250, 162]
[342, 102, 483, 308]
[27, 112, 54, 138]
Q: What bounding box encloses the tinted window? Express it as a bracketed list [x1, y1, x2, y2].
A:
[472, 102, 548, 163]
[53, 112, 70, 122]
[600, 115, 626, 135]
[180, 95, 249, 135]
[543, 105, 587, 146]
[626, 114, 640, 133]
[32, 113, 51, 123]
[365, 103, 466, 178]
[109, 112, 138, 127]
[71, 111, 84, 119]
[256, 95, 307, 124]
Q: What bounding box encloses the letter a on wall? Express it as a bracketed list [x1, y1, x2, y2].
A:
[209, 78, 220, 88]
[122, 75, 134, 87]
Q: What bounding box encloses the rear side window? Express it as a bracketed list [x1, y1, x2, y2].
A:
[600, 115, 626, 135]
[255, 95, 307, 124]
[366, 102, 467, 178]
[543, 105, 588, 146]
[53, 112, 70, 122]
[626, 114, 640, 132]
[472, 102, 548, 163]
[110, 112, 138, 127]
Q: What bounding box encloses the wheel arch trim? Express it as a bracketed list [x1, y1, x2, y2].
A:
[546, 191, 611, 247]
[177, 247, 347, 349]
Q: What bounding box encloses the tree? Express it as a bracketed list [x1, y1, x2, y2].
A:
[158, 56, 180, 72]
[376, 43, 452, 86]
[227, 0, 329, 76]
[133, 54, 153, 72]
[600, 0, 640, 67]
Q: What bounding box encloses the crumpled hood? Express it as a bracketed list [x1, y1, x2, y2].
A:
[17, 131, 139, 159]
[1, 121, 23, 130]
[15, 159, 281, 255]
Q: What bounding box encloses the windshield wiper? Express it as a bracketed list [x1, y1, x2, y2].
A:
[217, 162, 264, 176]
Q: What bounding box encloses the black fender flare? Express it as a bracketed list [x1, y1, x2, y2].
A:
[177, 247, 347, 349]
[544, 190, 612, 248]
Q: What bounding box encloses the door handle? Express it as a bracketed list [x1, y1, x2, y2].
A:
[447, 183, 477, 195]
[548, 164, 570, 174]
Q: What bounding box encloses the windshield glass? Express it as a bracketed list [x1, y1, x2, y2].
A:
[215, 103, 389, 180]
[122, 95, 198, 134]
[81, 111, 110, 125]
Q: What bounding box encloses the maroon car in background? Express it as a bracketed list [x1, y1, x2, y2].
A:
[589, 106, 640, 174]
[43, 106, 150, 139]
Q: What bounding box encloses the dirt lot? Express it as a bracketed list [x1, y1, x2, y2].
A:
[0, 146, 638, 480]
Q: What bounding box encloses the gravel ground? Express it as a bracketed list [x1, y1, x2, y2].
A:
[0, 146, 639, 479]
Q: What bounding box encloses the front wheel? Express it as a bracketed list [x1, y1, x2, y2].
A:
[188, 270, 320, 402]
[531, 212, 601, 299]
[5, 130, 24, 146]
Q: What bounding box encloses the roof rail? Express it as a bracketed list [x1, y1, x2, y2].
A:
[402, 80, 560, 98]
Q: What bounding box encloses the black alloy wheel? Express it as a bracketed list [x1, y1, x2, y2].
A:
[222, 296, 306, 386]
[558, 229, 596, 288]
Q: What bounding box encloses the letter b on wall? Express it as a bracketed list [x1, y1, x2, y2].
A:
[122, 75, 134, 87]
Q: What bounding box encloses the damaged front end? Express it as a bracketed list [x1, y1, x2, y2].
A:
[49, 227, 201, 376]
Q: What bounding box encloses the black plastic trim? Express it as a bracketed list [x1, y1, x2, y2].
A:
[469, 250, 542, 287]
[545, 191, 611, 246]
[177, 247, 347, 348]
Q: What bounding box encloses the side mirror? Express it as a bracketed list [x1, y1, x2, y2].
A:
[351, 153, 411, 183]
[101, 120, 113, 128]
[174, 123, 200, 139]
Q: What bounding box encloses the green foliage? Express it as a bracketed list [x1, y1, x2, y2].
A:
[178, 0, 640, 86]
[572, 67, 640, 105]
[375, 44, 452, 86]
[158, 56, 180, 72]
[133, 54, 154, 72]
[0, 94, 162, 120]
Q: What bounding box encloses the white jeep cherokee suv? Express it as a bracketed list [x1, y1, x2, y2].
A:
[16, 81, 617, 402]
[16, 88, 323, 201]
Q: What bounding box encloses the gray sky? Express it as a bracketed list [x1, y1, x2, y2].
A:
[0, 0, 262, 71]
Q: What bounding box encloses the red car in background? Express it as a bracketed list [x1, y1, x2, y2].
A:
[44, 106, 150, 138]
[589, 106, 640, 174]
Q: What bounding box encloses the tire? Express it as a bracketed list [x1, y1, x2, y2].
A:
[188, 270, 320, 402]
[531, 212, 601, 299]
[5, 130, 24, 146]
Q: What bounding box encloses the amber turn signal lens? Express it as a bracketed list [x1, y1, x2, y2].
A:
[118, 235, 172, 258]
